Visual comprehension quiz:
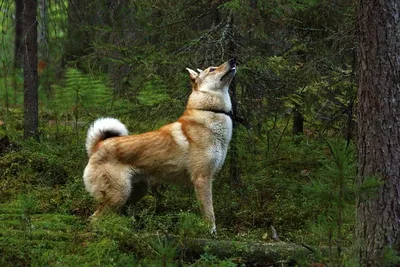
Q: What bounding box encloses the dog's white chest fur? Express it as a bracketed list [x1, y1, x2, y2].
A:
[207, 115, 232, 171]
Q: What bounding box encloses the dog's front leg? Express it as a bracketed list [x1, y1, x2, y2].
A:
[192, 177, 216, 234]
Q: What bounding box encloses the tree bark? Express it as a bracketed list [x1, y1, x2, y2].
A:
[38, 0, 50, 98]
[37, 0, 48, 56]
[356, 0, 400, 265]
[23, 0, 39, 139]
[226, 13, 241, 187]
[105, 0, 133, 94]
[13, 0, 24, 105]
[292, 105, 304, 135]
[14, 0, 24, 69]
[229, 78, 241, 187]
[64, 0, 90, 64]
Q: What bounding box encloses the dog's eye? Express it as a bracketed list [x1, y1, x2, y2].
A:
[209, 67, 216, 72]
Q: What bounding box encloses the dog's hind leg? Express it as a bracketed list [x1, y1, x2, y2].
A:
[122, 178, 149, 214]
[88, 166, 133, 219]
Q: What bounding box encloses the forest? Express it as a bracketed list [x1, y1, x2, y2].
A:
[0, 0, 399, 266]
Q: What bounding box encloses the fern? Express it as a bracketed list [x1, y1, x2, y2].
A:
[52, 68, 114, 117]
[137, 80, 170, 106]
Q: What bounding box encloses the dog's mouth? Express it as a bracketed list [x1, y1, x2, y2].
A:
[220, 65, 236, 81]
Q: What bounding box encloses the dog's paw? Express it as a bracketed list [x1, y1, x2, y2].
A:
[210, 227, 217, 237]
[88, 214, 98, 223]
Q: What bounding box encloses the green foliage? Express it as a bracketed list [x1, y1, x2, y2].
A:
[193, 252, 240, 267]
[77, 238, 135, 266]
[0, 2, 14, 64]
[52, 68, 113, 115]
[0, 145, 69, 201]
[300, 140, 356, 264]
[381, 247, 400, 267]
[0, 0, 365, 265]
[150, 235, 178, 266]
[90, 213, 135, 244]
[177, 212, 209, 238]
[0, 122, 359, 265]
[137, 80, 171, 106]
[0, 197, 86, 266]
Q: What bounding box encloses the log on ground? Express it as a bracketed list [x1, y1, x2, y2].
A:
[166, 236, 319, 265]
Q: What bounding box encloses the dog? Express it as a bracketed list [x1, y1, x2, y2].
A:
[83, 58, 236, 233]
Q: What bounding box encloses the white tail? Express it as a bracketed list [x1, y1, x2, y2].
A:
[86, 117, 129, 157]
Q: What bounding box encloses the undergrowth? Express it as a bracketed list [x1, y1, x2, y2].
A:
[0, 118, 357, 265]
[0, 68, 358, 265]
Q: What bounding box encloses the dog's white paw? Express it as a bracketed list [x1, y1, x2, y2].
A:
[88, 214, 98, 223]
[210, 226, 217, 236]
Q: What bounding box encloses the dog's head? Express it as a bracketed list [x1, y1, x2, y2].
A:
[186, 58, 236, 92]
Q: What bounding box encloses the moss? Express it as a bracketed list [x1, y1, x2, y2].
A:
[0, 124, 355, 265]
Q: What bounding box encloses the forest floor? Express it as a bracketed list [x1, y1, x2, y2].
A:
[0, 119, 356, 266]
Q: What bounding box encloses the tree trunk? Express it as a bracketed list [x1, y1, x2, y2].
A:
[292, 105, 304, 135]
[38, 0, 50, 97]
[23, 0, 39, 139]
[229, 78, 241, 187]
[64, 0, 90, 64]
[356, 0, 400, 265]
[37, 0, 48, 56]
[13, 0, 24, 105]
[105, 0, 132, 94]
[14, 0, 24, 69]
[226, 13, 241, 187]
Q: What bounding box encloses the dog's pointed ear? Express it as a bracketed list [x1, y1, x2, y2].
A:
[186, 68, 198, 81]
[197, 68, 203, 73]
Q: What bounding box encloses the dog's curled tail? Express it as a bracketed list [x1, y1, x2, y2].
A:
[86, 117, 129, 157]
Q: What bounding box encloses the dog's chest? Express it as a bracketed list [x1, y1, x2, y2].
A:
[209, 117, 232, 145]
[208, 117, 232, 169]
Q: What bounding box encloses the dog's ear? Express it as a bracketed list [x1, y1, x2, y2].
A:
[186, 68, 198, 81]
[197, 68, 203, 73]
[186, 68, 199, 90]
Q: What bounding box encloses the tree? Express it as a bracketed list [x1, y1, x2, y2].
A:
[12, 0, 24, 105]
[23, 0, 39, 139]
[292, 105, 304, 135]
[225, 12, 241, 187]
[64, 0, 90, 64]
[356, 0, 400, 265]
[37, 0, 48, 54]
[14, 0, 23, 68]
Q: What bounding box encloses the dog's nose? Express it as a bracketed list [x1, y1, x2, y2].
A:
[228, 58, 236, 66]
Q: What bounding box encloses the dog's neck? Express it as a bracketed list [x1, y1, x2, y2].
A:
[186, 90, 232, 113]
[199, 109, 232, 117]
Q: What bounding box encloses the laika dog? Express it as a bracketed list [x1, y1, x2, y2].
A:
[83, 58, 236, 233]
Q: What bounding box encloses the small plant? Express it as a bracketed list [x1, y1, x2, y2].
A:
[304, 139, 356, 263]
[150, 234, 178, 267]
[19, 194, 38, 225]
[177, 212, 209, 239]
[192, 250, 239, 267]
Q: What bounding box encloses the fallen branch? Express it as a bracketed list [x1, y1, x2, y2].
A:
[164, 236, 321, 265]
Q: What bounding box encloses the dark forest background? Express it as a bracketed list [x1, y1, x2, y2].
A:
[0, 0, 399, 266]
